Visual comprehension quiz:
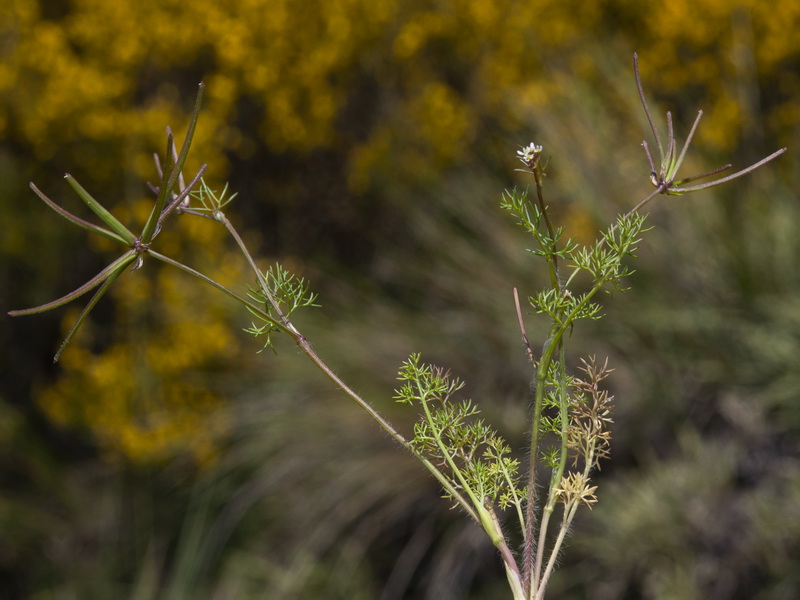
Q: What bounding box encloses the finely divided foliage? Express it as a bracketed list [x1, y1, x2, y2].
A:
[9, 56, 786, 599]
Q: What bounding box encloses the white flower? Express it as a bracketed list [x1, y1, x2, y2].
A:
[517, 142, 542, 165]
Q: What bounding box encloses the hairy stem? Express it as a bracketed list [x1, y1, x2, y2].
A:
[532, 167, 561, 291]
[522, 321, 559, 593]
[200, 213, 494, 527]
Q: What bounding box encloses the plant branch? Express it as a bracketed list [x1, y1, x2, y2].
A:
[514, 287, 537, 370]
[53, 257, 133, 362]
[28, 182, 130, 245]
[9, 251, 138, 317]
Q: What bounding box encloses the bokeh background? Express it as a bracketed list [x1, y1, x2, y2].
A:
[1, 0, 799, 598]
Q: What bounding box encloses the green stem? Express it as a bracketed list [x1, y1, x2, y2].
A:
[524, 277, 605, 593]
[531, 505, 552, 598]
[141, 83, 205, 244]
[172, 204, 526, 593]
[54, 255, 135, 361]
[217, 213, 300, 336]
[419, 421, 523, 588]
[532, 342, 570, 594]
[532, 168, 561, 292]
[192, 212, 486, 530]
[536, 439, 598, 600]
[534, 508, 571, 600]
[522, 321, 558, 593]
[485, 506, 525, 599]
[64, 175, 136, 244]
[147, 250, 279, 328]
[554, 343, 570, 490]
[9, 252, 137, 317]
[416, 389, 496, 531]
[29, 182, 129, 245]
[499, 448, 527, 536]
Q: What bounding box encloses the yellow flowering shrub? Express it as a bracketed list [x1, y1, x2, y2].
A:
[4, 0, 795, 464]
[3, 0, 796, 162]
